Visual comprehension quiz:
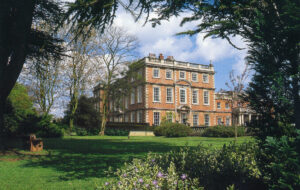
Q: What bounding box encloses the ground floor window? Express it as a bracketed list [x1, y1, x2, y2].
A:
[226, 117, 230, 126]
[166, 112, 173, 122]
[217, 117, 222, 125]
[131, 112, 135, 123]
[193, 114, 198, 126]
[153, 112, 160, 126]
[204, 114, 210, 126]
[137, 111, 143, 123]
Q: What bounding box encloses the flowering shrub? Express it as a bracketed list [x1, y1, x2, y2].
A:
[100, 156, 202, 190]
[99, 142, 263, 190]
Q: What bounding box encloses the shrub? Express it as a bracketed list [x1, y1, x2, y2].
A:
[101, 142, 262, 190]
[102, 157, 202, 190]
[258, 131, 300, 190]
[202, 126, 245, 137]
[154, 123, 192, 137]
[105, 129, 129, 136]
[35, 115, 64, 138]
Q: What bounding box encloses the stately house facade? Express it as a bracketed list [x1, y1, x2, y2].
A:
[94, 54, 254, 126]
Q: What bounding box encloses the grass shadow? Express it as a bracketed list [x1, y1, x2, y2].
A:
[21, 137, 181, 181]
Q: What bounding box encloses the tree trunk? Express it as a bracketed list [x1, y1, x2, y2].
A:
[69, 117, 74, 131]
[0, 0, 35, 136]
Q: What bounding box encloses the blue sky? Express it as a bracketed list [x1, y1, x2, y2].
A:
[113, 10, 249, 91]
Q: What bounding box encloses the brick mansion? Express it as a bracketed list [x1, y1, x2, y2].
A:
[94, 54, 255, 127]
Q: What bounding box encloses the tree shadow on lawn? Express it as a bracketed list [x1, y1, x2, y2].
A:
[21, 138, 181, 181]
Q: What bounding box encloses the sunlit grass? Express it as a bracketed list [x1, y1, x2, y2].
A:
[0, 136, 253, 190]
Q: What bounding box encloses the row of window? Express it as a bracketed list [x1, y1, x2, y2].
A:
[216, 102, 230, 109]
[122, 111, 143, 123]
[153, 87, 210, 105]
[153, 112, 210, 126]
[153, 68, 209, 83]
[217, 117, 231, 126]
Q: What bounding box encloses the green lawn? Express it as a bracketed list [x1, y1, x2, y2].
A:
[0, 136, 252, 190]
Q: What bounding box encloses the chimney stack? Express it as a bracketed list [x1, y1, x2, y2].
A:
[149, 53, 156, 58]
[167, 56, 174, 60]
[159, 53, 164, 60]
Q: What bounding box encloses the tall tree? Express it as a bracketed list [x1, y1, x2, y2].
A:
[91, 26, 138, 135]
[63, 34, 96, 130]
[0, 0, 64, 133]
[225, 64, 250, 140]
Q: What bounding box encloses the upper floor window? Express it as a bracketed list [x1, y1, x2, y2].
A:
[153, 87, 160, 102]
[192, 73, 198, 82]
[225, 103, 229, 109]
[204, 90, 209, 105]
[180, 89, 187, 104]
[192, 89, 198, 104]
[193, 114, 198, 126]
[166, 70, 172, 79]
[166, 87, 173, 103]
[153, 112, 160, 126]
[204, 114, 210, 126]
[153, 68, 160, 78]
[217, 102, 221, 109]
[131, 90, 135, 104]
[203, 74, 209, 83]
[179, 71, 185, 79]
[137, 86, 142, 103]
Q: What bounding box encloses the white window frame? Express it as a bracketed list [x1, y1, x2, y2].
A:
[226, 117, 230, 126]
[193, 114, 198, 126]
[179, 71, 186, 79]
[153, 112, 160, 126]
[166, 87, 173, 103]
[192, 89, 198, 104]
[131, 90, 135, 104]
[203, 90, 209, 105]
[191, 72, 198, 82]
[225, 103, 229, 109]
[179, 88, 187, 104]
[131, 112, 135, 123]
[125, 97, 128, 109]
[153, 87, 161, 102]
[153, 68, 160, 78]
[166, 112, 173, 123]
[203, 74, 209, 83]
[137, 86, 142, 103]
[217, 102, 221, 109]
[166, 70, 172, 79]
[137, 111, 143, 123]
[204, 114, 210, 126]
[217, 117, 222, 125]
[125, 114, 129, 122]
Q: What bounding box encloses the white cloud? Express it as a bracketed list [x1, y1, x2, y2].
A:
[114, 9, 248, 70]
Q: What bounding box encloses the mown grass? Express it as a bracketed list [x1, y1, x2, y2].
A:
[0, 136, 252, 190]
